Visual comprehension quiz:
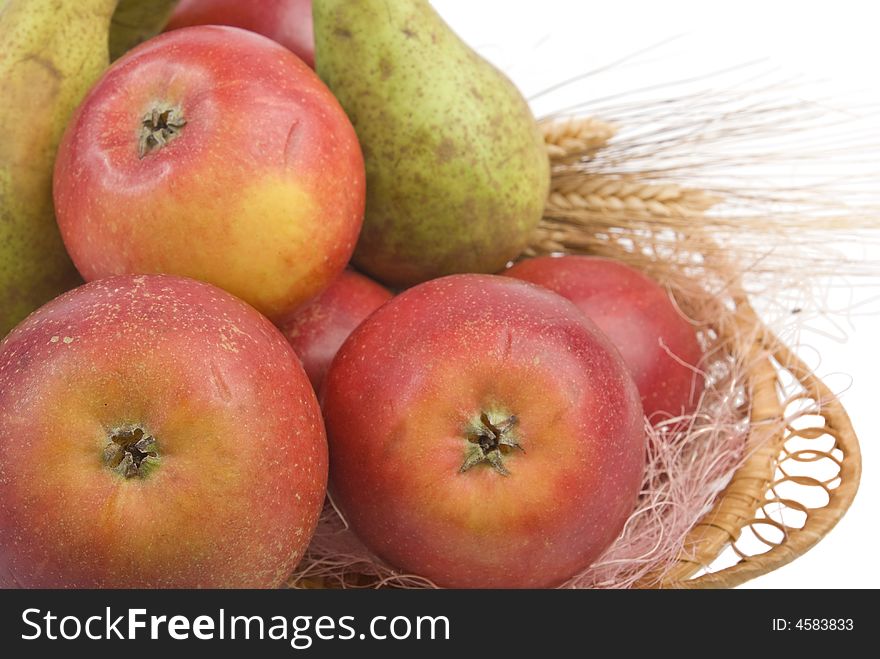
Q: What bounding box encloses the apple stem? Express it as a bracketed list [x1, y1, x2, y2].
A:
[138, 104, 186, 159]
[103, 427, 160, 479]
[459, 413, 523, 476]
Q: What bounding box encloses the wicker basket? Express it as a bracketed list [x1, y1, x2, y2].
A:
[511, 241, 862, 588]
[532, 114, 863, 588]
[654, 298, 862, 587]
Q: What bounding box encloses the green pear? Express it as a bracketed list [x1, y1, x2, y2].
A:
[0, 0, 118, 336]
[314, 0, 550, 287]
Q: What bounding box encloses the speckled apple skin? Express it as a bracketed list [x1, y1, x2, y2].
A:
[279, 269, 392, 391]
[322, 274, 645, 588]
[0, 275, 327, 588]
[505, 256, 705, 420]
[53, 26, 364, 321]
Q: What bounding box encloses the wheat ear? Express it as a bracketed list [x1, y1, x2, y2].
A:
[540, 116, 617, 160]
[548, 175, 719, 218]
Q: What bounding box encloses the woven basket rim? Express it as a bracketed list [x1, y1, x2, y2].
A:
[653, 297, 862, 588]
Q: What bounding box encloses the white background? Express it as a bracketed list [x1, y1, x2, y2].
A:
[431, 0, 879, 588]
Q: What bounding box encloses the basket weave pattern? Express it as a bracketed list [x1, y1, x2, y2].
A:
[667, 308, 861, 587]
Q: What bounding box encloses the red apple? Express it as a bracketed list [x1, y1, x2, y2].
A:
[504, 255, 704, 420]
[53, 26, 364, 321]
[166, 0, 315, 69]
[279, 269, 392, 391]
[0, 275, 328, 588]
[322, 274, 645, 588]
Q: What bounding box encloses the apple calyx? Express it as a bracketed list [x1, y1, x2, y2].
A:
[138, 104, 186, 159]
[459, 413, 523, 476]
[103, 426, 159, 479]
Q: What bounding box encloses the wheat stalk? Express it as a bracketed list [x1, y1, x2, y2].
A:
[540, 116, 616, 161]
[534, 117, 723, 273]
